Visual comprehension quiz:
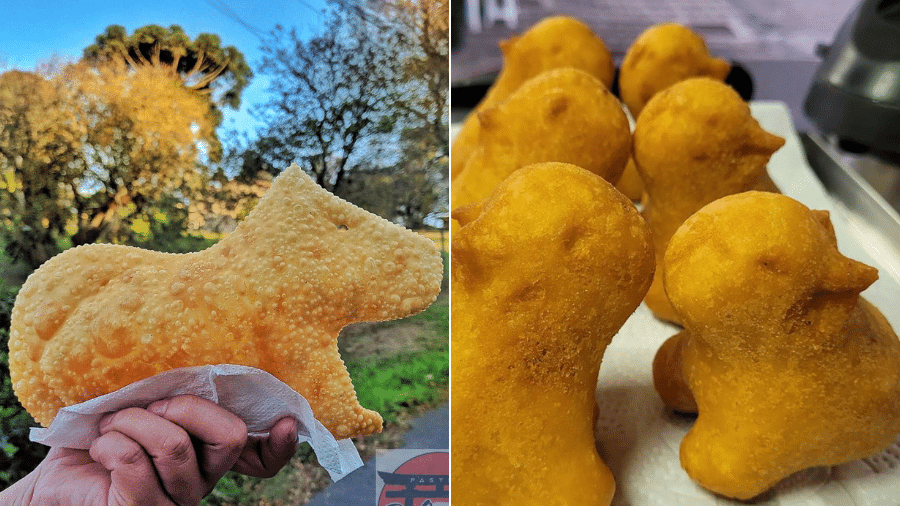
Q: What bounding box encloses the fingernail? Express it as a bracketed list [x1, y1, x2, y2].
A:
[147, 400, 168, 416]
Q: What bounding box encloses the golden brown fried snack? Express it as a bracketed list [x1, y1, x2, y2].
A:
[452, 67, 631, 221]
[616, 23, 731, 200]
[634, 77, 784, 324]
[619, 23, 731, 119]
[451, 16, 615, 180]
[9, 164, 443, 438]
[653, 191, 900, 500]
[452, 162, 654, 505]
[614, 156, 644, 201]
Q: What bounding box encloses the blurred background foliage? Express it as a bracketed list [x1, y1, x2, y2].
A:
[0, 0, 448, 495]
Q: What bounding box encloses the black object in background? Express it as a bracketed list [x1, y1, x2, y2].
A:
[805, 0, 900, 162]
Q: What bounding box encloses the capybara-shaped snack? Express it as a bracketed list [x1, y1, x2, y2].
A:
[634, 77, 784, 323]
[653, 191, 900, 500]
[451, 16, 615, 180]
[619, 23, 731, 119]
[452, 68, 631, 220]
[452, 162, 654, 505]
[9, 164, 444, 438]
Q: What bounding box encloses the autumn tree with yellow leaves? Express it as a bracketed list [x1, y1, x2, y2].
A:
[83, 24, 252, 162]
[0, 69, 82, 267]
[1, 25, 250, 269]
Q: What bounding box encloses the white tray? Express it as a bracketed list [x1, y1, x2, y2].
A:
[594, 101, 900, 506]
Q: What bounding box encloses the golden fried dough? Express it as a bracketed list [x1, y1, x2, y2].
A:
[619, 23, 731, 118]
[9, 164, 443, 438]
[615, 24, 730, 200]
[614, 156, 644, 201]
[452, 68, 631, 222]
[634, 77, 784, 323]
[654, 191, 900, 500]
[451, 16, 615, 180]
[452, 162, 654, 505]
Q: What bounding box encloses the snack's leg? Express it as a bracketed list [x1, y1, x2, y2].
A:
[271, 337, 382, 439]
[652, 330, 697, 413]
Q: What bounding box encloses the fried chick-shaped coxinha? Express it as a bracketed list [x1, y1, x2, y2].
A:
[451, 16, 615, 180]
[452, 162, 654, 505]
[452, 67, 631, 219]
[9, 164, 443, 438]
[653, 191, 900, 500]
[635, 77, 784, 324]
[615, 23, 731, 201]
[619, 23, 731, 119]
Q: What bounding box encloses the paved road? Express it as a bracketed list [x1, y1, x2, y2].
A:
[305, 404, 449, 505]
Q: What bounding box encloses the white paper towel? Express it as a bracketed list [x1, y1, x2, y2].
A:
[29, 364, 363, 481]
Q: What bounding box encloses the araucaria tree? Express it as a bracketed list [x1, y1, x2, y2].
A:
[1, 25, 250, 268]
[84, 24, 253, 161]
[63, 61, 216, 246]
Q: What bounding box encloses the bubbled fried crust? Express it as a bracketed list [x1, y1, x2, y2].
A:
[9, 164, 443, 439]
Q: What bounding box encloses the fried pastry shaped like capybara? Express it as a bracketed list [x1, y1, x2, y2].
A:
[452, 67, 631, 222]
[619, 23, 731, 119]
[634, 77, 784, 324]
[451, 162, 654, 505]
[9, 164, 444, 438]
[653, 191, 900, 500]
[451, 16, 615, 180]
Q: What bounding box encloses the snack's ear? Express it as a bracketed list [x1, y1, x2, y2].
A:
[744, 122, 786, 155]
[499, 34, 521, 55]
[451, 201, 485, 228]
[820, 254, 879, 296]
[812, 210, 837, 240]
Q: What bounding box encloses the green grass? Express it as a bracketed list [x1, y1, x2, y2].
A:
[410, 297, 449, 335]
[347, 347, 449, 425]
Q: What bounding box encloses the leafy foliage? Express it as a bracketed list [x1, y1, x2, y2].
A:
[252, 0, 448, 228]
[256, 3, 402, 195]
[0, 61, 217, 267]
[373, 0, 449, 158]
[0, 69, 83, 267]
[84, 23, 252, 135]
[0, 283, 48, 487]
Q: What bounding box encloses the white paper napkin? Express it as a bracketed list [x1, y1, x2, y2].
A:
[29, 364, 363, 481]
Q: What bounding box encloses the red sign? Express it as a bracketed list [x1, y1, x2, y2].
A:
[377, 451, 449, 506]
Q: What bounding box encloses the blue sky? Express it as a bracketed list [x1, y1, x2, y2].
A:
[0, 0, 330, 136]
